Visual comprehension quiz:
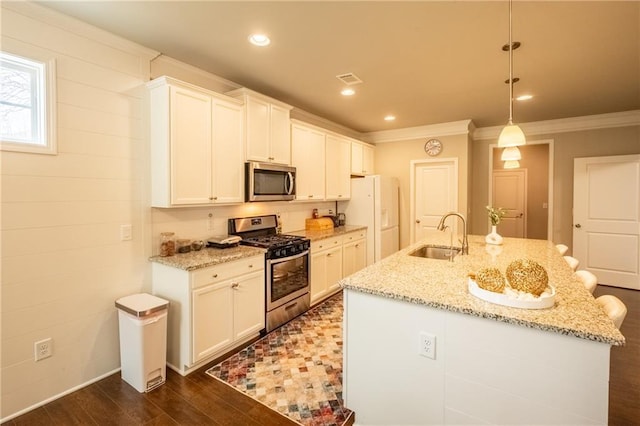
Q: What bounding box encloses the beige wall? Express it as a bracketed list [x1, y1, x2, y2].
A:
[374, 134, 471, 249]
[472, 125, 640, 251]
[491, 143, 549, 239]
[1, 2, 155, 419]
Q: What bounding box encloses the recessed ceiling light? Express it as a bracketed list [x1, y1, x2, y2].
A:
[341, 88, 355, 96]
[249, 34, 270, 46]
[516, 94, 533, 101]
[384, 115, 396, 121]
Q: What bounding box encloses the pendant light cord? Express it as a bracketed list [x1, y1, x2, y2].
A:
[508, 0, 514, 125]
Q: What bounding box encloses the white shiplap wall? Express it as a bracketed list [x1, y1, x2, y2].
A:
[1, 2, 156, 420]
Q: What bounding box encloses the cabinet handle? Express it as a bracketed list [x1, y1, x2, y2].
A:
[231, 282, 239, 289]
[248, 264, 253, 268]
[327, 253, 332, 257]
[209, 197, 214, 201]
[212, 274, 218, 278]
[338, 195, 342, 198]
[309, 195, 314, 198]
[269, 156, 274, 160]
[355, 244, 360, 248]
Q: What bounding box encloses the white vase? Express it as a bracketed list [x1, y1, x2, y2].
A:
[485, 225, 503, 245]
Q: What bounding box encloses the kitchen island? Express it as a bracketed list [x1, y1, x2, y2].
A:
[339, 234, 624, 425]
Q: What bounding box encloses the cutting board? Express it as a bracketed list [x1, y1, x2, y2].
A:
[305, 217, 334, 230]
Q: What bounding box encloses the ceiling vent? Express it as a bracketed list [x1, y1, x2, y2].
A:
[336, 73, 363, 85]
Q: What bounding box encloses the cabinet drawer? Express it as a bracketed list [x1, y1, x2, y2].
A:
[343, 230, 366, 242]
[311, 236, 343, 252]
[192, 256, 263, 289]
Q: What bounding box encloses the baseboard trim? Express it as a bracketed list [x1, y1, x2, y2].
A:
[1, 368, 121, 423]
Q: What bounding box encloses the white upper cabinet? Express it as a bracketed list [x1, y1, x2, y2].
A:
[291, 121, 325, 200]
[325, 134, 351, 200]
[227, 88, 293, 165]
[148, 76, 244, 207]
[351, 141, 375, 176]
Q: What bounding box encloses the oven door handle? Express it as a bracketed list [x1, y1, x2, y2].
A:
[267, 249, 309, 266]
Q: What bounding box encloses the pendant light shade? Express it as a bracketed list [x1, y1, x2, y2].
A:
[498, 123, 526, 147]
[498, 0, 526, 148]
[504, 160, 520, 169]
[501, 146, 522, 161]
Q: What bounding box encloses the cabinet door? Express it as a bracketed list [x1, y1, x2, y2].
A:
[292, 124, 326, 200]
[351, 142, 363, 175]
[245, 96, 271, 162]
[310, 250, 328, 305]
[326, 134, 351, 200]
[343, 238, 367, 277]
[212, 100, 244, 203]
[270, 104, 292, 165]
[170, 86, 213, 205]
[326, 246, 343, 293]
[362, 143, 374, 175]
[192, 281, 233, 363]
[232, 270, 265, 341]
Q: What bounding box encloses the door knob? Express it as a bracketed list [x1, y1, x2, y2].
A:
[575, 224, 582, 228]
[416, 219, 421, 224]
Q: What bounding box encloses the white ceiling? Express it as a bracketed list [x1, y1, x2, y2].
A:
[37, 1, 640, 133]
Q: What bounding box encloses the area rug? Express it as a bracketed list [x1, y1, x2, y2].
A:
[206, 292, 351, 426]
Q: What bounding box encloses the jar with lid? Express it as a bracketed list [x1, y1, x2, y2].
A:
[176, 239, 192, 254]
[160, 232, 175, 257]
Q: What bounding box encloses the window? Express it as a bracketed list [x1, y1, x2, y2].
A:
[1, 51, 56, 154]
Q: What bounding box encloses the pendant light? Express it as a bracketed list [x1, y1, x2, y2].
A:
[501, 146, 522, 161]
[504, 160, 520, 169]
[498, 0, 526, 147]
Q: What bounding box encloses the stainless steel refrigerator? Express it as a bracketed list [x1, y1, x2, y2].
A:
[343, 175, 400, 265]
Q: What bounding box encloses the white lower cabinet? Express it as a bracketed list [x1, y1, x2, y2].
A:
[311, 236, 343, 305]
[343, 231, 367, 277]
[310, 230, 368, 306]
[152, 255, 264, 375]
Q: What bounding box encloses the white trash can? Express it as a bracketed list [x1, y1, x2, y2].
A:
[115, 293, 169, 393]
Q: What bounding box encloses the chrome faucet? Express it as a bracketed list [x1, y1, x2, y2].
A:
[437, 212, 469, 255]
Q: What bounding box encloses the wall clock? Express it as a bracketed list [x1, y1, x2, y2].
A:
[424, 138, 442, 156]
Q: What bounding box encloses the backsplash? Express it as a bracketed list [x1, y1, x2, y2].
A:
[150, 201, 337, 255]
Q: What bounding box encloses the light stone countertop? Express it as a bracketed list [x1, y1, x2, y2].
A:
[149, 245, 265, 271]
[290, 225, 367, 242]
[339, 233, 625, 346]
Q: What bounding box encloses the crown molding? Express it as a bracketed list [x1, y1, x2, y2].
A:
[363, 119, 474, 144]
[473, 110, 640, 141]
[151, 55, 242, 91]
[290, 109, 364, 140]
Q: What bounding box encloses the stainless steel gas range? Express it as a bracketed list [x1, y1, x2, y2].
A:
[228, 215, 310, 332]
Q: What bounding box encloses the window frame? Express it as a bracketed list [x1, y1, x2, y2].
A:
[1, 51, 57, 155]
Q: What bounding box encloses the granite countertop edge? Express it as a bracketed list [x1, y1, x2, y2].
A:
[339, 283, 622, 346]
[149, 246, 265, 271]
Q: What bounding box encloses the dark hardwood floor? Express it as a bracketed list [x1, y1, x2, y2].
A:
[6, 286, 639, 425]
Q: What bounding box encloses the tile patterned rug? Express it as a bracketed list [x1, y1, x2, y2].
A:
[206, 293, 351, 426]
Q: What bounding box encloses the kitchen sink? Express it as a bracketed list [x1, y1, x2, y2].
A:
[408, 244, 461, 260]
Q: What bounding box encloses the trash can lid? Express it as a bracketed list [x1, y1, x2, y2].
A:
[115, 293, 169, 318]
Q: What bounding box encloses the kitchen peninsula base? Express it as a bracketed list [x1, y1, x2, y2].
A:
[343, 289, 610, 425]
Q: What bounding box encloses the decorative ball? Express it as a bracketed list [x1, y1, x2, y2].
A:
[476, 267, 506, 293]
[506, 258, 549, 296]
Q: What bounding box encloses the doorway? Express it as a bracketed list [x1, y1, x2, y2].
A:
[410, 158, 458, 243]
[488, 141, 553, 240]
[573, 154, 640, 290]
[492, 169, 527, 238]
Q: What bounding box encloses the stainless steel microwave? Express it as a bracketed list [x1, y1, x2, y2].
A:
[245, 161, 296, 202]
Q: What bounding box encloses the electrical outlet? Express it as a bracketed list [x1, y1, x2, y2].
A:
[207, 213, 214, 231]
[34, 338, 53, 361]
[419, 332, 436, 359]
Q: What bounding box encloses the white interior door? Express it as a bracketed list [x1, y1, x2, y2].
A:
[573, 155, 640, 290]
[492, 170, 527, 238]
[412, 160, 457, 243]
